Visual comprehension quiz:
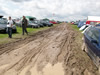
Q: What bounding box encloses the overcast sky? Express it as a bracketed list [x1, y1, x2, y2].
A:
[0, 0, 100, 21]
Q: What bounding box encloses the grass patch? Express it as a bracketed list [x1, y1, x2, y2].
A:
[72, 25, 79, 30]
[68, 23, 83, 33]
[0, 34, 8, 38]
[68, 23, 79, 31]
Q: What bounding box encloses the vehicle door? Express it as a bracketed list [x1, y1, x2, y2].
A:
[84, 27, 100, 61]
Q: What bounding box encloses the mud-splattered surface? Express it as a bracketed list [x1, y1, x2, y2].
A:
[0, 23, 99, 75]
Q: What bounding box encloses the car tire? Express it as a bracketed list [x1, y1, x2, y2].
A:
[15, 30, 17, 33]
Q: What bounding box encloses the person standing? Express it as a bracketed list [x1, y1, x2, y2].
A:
[7, 16, 13, 38]
[22, 16, 28, 35]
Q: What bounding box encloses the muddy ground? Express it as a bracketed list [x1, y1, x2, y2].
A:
[0, 23, 99, 75]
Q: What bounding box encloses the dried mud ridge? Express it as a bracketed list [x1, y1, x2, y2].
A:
[0, 23, 99, 75]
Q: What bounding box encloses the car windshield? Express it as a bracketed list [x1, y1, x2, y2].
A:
[46, 21, 49, 23]
[40, 21, 44, 23]
[0, 20, 7, 24]
[86, 27, 99, 44]
[29, 18, 34, 21]
[34, 21, 38, 23]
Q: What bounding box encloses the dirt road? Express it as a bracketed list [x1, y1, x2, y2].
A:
[0, 23, 99, 75]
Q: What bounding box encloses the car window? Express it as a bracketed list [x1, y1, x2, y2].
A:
[87, 29, 93, 38]
[91, 28, 99, 42]
[85, 27, 93, 38]
[29, 18, 34, 21]
[86, 27, 99, 43]
[0, 20, 7, 24]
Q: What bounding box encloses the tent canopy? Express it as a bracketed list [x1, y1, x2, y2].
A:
[87, 16, 100, 21]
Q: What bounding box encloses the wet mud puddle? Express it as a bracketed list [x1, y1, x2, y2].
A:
[19, 63, 64, 75]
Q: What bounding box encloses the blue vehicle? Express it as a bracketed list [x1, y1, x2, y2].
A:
[82, 26, 100, 70]
[78, 20, 86, 28]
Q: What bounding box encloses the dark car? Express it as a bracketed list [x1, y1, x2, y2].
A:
[33, 20, 44, 27]
[15, 20, 39, 28]
[0, 19, 17, 33]
[56, 21, 62, 24]
[41, 20, 53, 27]
[40, 20, 47, 26]
[82, 26, 100, 70]
[35, 20, 44, 27]
[28, 21, 39, 28]
[45, 21, 53, 27]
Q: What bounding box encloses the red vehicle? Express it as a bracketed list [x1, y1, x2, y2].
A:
[50, 21, 57, 24]
[70, 21, 75, 24]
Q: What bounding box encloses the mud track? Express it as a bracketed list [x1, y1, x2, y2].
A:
[0, 23, 99, 75]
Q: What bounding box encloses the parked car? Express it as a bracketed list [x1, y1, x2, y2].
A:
[82, 26, 100, 70]
[29, 21, 39, 28]
[0, 19, 17, 33]
[74, 21, 80, 25]
[15, 19, 39, 28]
[56, 21, 62, 24]
[70, 21, 75, 24]
[15, 16, 39, 28]
[33, 20, 44, 27]
[78, 20, 86, 28]
[50, 21, 57, 24]
[46, 21, 53, 27]
[41, 20, 53, 27]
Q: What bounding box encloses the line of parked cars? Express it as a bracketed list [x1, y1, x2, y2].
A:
[15, 16, 59, 28]
[0, 16, 60, 33]
[71, 16, 100, 72]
